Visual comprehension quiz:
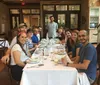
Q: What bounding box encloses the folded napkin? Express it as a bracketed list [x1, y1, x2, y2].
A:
[78, 73, 90, 85]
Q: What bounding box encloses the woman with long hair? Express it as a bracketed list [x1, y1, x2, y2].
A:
[10, 32, 29, 81]
[69, 30, 82, 61]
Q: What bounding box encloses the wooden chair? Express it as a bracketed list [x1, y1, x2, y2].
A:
[0, 60, 5, 72]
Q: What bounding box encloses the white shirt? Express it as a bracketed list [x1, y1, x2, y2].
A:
[10, 36, 17, 48]
[10, 36, 29, 55]
[0, 38, 9, 48]
[10, 44, 29, 65]
[37, 33, 40, 41]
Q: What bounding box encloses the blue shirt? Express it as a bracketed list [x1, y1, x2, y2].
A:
[27, 38, 34, 49]
[72, 43, 82, 57]
[79, 43, 97, 80]
[31, 34, 39, 44]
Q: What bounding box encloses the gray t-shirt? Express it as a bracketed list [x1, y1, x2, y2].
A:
[47, 22, 58, 38]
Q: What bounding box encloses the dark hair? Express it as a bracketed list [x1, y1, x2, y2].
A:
[70, 30, 79, 47]
[49, 16, 54, 19]
[32, 26, 39, 33]
[17, 32, 27, 56]
[65, 29, 71, 33]
[27, 29, 33, 33]
[59, 33, 65, 41]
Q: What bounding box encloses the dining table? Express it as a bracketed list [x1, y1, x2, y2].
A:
[20, 39, 82, 85]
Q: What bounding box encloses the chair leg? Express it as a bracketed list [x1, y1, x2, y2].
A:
[7, 66, 12, 85]
[97, 75, 100, 85]
[16, 81, 20, 85]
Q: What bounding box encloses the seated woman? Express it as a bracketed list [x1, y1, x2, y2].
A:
[10, 32, 29, 81]
[56, 27, 65, 44]
[65, 29, 72, 53]
[69, 30, 82, 61]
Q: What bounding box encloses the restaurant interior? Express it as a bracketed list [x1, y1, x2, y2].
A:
[0, 0, 100, 85]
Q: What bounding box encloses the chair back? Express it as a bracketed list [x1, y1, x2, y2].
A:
[96, 43, 100, 67]
[0, 39, 8, 59]
[96, 44, 100, 85]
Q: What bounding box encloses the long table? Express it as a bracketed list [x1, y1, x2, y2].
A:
[20, 57, 80, 85]
[20, 40, 80, 85]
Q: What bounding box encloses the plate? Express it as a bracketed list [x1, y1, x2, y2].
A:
[28, 58, 39, 64]
[28, 61, 39, 64]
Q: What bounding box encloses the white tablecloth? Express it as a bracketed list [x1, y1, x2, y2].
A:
[20, 59, 79, 85]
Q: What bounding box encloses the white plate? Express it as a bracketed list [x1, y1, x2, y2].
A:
[28, 61, 39, 64]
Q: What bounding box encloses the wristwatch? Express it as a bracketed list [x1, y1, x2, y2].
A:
[67, 62, 69, 66]
[24, 61, 27, 64]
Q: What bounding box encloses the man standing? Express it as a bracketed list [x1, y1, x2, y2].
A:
[62, 30, 97, 84]
[46, 16, 58, 38]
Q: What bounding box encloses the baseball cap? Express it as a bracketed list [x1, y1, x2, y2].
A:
[19, 23, 27, 28]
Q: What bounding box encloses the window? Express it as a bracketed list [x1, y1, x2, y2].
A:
[43, 5, 54, 11]
[22, 9, 30, 14]
[70, 14, 78, 29]
[69, 5, 80, 11]
[58, 14, 65, 27]
[31, 9, 40, 14]
[56, 5, 67, 11]
[10, 9, 19, 14]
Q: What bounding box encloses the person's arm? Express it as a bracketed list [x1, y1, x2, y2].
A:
[1, 48, 11, 64]
[2, 37, 17, 64]
[68, 59, 90, 70]
[76, 48, 80, 57]
[29, 44, 38, 52]
[68, 46, 94, 69]
[13, 51, 25, 67]
[56, 23, 58, 30]
[61, 56, 90, 70]
[71, 47, 80, 61]
[61, 55, 80, 66]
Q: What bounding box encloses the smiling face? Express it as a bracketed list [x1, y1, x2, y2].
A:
[18, 26, 27, 33]
[65, 31, 71, 38]
[50, 16, 54, 22]
[34, 28, 39, 35]
[78, 30, 89, 45]
[71, 32, 78, 42]
[18, 32, 27, 45]
[27, 32, 33, 38]
[58, 28, 63, 34]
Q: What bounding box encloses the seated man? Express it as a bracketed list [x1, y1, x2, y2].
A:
[31, 26, 39, 44]
[0, 34, 9, 59]
[26, 29, 38, 55]
[62, 30, 97, 84]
